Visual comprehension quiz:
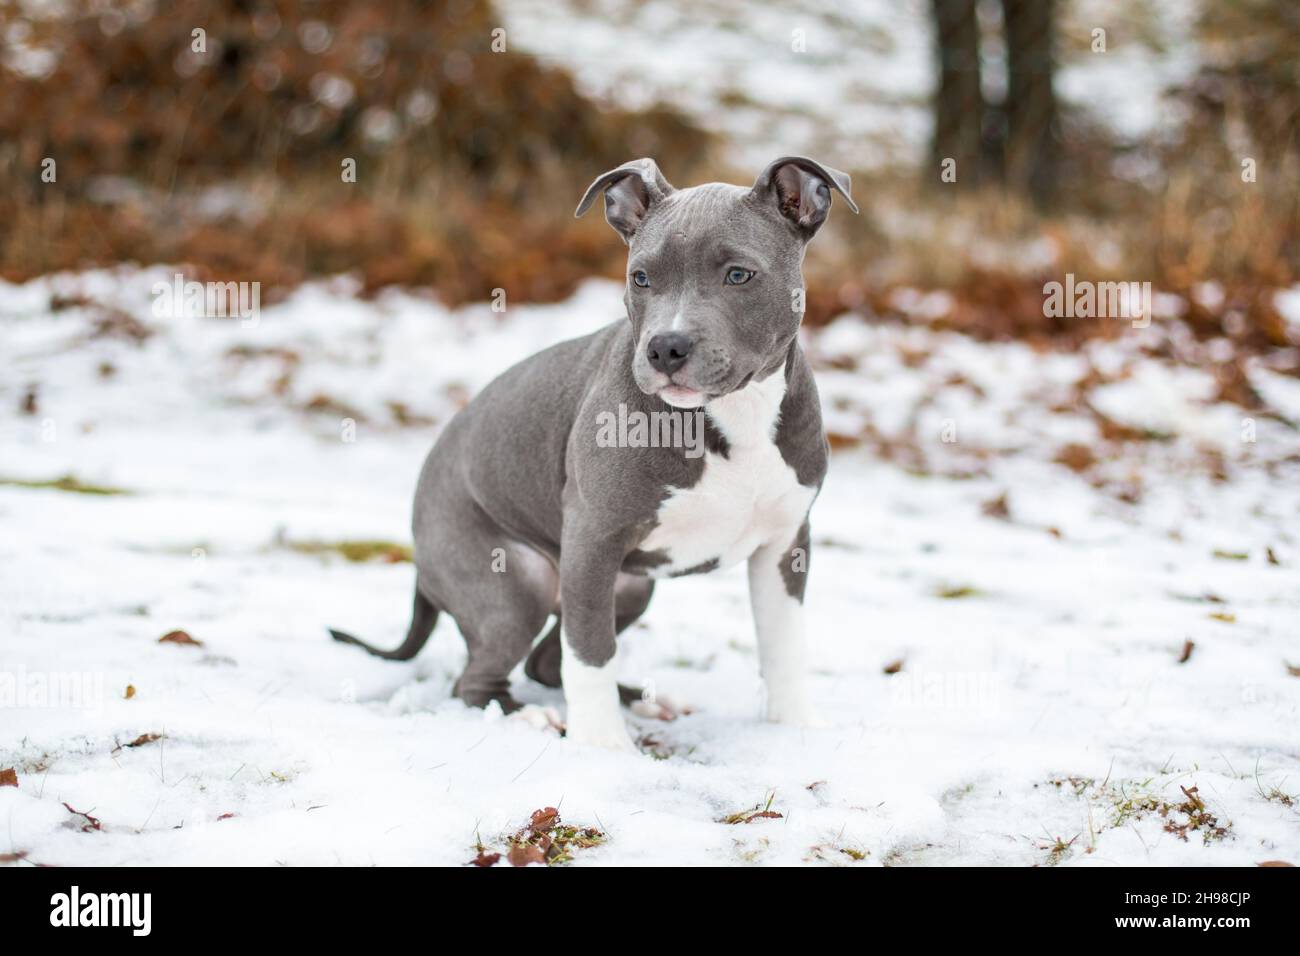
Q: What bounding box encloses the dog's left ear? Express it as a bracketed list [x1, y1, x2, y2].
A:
[750, 156, 859, 238]
[574, 158, 674, 244]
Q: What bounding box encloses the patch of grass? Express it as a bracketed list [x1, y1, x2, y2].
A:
[934, 584, 982, 599]
[1038, 833, 1078, 866]
[0, 474, 131, 496]
[470, 807, 605, 867]
[721, 791, 782, 825]
[1162, 786, 1229, 843]
[1049, 773, 1235, 846]
[281, 539, 413, 564]
[1253, 760, 1297, 809]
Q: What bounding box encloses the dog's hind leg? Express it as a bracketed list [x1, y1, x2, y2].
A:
[443, 544, 558, 714]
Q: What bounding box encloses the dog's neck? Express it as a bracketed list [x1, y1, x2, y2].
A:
[705, 366, 787, 448]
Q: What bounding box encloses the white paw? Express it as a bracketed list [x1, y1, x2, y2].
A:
[630, 692, 694, 722]
[565, 715, 638, 753]
[508, 704, 565, 734]
[764, 699, 828, 729]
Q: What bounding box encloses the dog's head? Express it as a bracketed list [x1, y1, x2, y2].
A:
[575, 157, 857, 408]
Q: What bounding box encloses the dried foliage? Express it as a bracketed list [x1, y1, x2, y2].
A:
[0, 0, 713, 301]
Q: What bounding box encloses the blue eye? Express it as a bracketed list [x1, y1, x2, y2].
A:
[725, 268, 754, 285]
[632, 270, 650, 288]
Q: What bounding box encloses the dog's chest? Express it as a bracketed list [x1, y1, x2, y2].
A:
[636, 375, 814, 576]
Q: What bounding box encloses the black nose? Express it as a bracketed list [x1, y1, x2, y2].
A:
[646, 333, 694, 375]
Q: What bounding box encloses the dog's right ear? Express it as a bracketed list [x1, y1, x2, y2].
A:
[574, 158, 674, 244]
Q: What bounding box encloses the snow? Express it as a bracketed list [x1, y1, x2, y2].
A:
[2, 268, 1298, 866]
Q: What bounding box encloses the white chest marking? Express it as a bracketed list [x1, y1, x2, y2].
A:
[638, 371, 814, 576]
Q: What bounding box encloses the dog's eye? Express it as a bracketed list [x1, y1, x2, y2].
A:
[632, 270, 650, 288]
[725, 268, 754, 285]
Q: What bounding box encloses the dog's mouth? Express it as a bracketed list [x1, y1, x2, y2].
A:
[652, 369, 756, 408]
[658, 384, 707, 408]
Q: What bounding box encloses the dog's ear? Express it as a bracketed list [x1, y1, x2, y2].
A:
[750, 156, 859, 238]
[574, 158, 674, 243]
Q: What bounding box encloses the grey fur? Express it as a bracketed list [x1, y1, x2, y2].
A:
[329, 157, 855, 714]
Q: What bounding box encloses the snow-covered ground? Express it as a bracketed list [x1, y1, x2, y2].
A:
[2, 268, 1298, 866]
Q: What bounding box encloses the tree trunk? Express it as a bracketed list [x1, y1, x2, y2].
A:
[929, 0, 985, 189]
[1001, 0, 1060, 206]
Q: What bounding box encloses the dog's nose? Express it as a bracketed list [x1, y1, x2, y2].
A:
[646, 333, 694, 375]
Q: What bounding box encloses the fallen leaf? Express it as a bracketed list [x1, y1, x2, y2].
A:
[158, 629, 203, 647]
[1212, 549, 1249, 561]
[1053, 443, 1096, 472]
[124, 684, 136, 699]
[882, 659, 904, 675]
[507, 843, 546, 867]
[1257, 860, 1295, 867]
[1285, 662, 1300, 678]
[125, 733, 165, 748]
[469, 849, 501, 867]
[1267, 547, 1282, 566]
[1208, 612, 1236, 623]
[529, 807, 559, 831]
[216, 813, 236, 821]
[1177, 640, 1195, 664]
[981, 492, 1010, 520]
[0, 768, 17, 787]
[0, 851, 28, 863]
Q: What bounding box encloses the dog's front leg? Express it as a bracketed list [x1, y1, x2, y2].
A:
[748, 520, 821, 727]
[559, 529, 637, 752]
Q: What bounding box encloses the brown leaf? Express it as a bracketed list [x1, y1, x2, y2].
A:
[1285, 662, 1300, 678]
[529, 806, 559, 832]
[981, 492, 1010, 520]
[0, 850, 28, 863]
[216, 812, 236, 821]
[507, 843, 546, 867]
[1177, 640, 1195, 664]
[125, 733, 165, 748]
[123, 684, 136, 699]
[882, 659, 904, 675]
[743, 811, 783, 823]
[1267, 546, 1282, 566]
[0, 768, 17, 787]
[1257, 860, 1295, 867]
[158, 629, 203, 647]
[1053, 443, 1096, 473]
[469, 849, 501, 867]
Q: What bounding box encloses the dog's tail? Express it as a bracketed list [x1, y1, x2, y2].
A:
[328, 587, 438, 661]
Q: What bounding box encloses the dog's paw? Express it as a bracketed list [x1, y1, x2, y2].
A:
[764, 700, 828, 729]
[507, 704, 565, 734]
[630, 693, 694, 722]
[564, 717, 638, 753]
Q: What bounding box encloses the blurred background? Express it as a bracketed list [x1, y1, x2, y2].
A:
[3, 0, 1300, 868]
[3, 0, 1297, 333]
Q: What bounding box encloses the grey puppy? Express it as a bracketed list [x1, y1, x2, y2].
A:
[330, 156, 856, 750]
